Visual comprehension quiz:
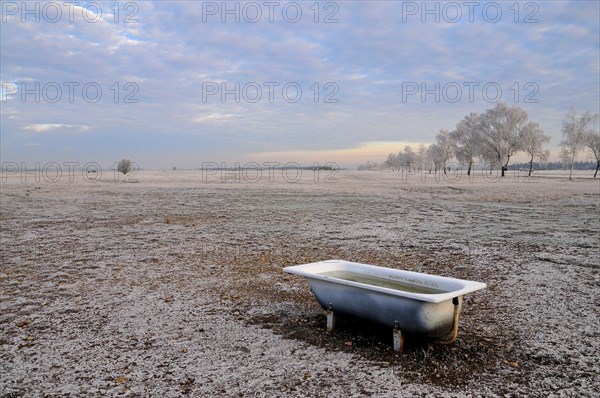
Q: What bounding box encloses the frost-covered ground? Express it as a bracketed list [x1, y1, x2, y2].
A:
[1, 170, 599, 397]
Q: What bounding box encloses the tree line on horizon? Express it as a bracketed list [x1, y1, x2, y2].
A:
[358, 103, 600, 179]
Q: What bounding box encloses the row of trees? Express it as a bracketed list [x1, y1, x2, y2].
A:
[358, 103, 600, 178]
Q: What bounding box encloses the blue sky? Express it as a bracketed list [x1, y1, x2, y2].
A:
[1, 0, 599, 168]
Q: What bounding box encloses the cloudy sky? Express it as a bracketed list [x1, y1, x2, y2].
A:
[1, 0, 599, 169]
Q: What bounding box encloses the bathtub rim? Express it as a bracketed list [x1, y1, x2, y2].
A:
[283, 259, 487, 304]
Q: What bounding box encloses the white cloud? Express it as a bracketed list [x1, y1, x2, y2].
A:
[24, 124, 92, 133]
[191, 113, 241, 124]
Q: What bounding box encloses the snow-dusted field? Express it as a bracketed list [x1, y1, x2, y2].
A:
[1, 170, 599, 397]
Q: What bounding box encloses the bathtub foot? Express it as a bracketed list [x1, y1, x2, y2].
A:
[435, 297, 460, 345]
[393, 321, 404, 353]
[326, 303, 335, 332]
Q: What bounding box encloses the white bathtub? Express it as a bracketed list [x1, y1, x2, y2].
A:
[284, 259, 487, 342]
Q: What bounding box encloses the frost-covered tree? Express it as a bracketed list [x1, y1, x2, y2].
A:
[422, 144, 436, 173]
[384, 146, 421, 172]
[416, 144, 427, 172]
[560, 147, 573, 170]
[402, 145, 417, 172]
[520, 122, 550, 176]
[450, 112, 481, 176]
[561, 110, 599, 180]
[480, 102, 528, 177]
[117, 158, 132, 175]
[384, 153, 399, 171]
[357, 161, 381, 171]
[426, 143, 445, 174]
[585, 131, 600, 178]
[477, 140, 498, 175]
[435, 129, 455, 174]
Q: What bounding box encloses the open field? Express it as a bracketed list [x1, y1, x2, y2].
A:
[1, 170, 599, 397]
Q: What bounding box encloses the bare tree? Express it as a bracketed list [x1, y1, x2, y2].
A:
[585, 130, 600, 177]
[480, 102, 529, 177]
[450, 112, 481, 176]
[435, 129, 454, 174]
[521, 122, 550, 176]
[118, 158, 133, 175]
[561, 110, 599, 180]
